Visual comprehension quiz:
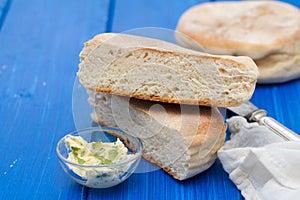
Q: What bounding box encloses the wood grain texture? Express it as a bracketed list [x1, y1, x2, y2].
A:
[252, 81, 300, 134]
[1, 0, 300, 199]
[0, 0, 110, 199]
[0, 0, 10, 31]
[112, 0, 210, 31]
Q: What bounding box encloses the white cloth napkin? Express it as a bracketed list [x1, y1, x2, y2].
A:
[218, 116, 300, 200]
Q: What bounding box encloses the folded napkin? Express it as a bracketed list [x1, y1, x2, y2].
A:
[218, 116, 300, 200]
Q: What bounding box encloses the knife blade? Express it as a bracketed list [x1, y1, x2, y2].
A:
[227, 101, 300, 142]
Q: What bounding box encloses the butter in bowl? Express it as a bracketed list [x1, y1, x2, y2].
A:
[56, 127, 143, 188]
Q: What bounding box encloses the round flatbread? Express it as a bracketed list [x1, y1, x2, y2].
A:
[176, 1, 300, 83]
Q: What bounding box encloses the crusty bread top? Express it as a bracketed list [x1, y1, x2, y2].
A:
[79, 32, 209, 64]
[78, 33, 258, 106]
[90, 92, 225, 150]
[80, 32, 257, 65]
[90, 92, 227, 180]
[95, 93, 226, 144]
[176, 1, 300, 59]
[129, 97, 225, 142]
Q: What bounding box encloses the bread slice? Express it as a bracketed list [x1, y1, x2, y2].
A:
[88, 92, 226, 180]
[176, 1, 300, 83]
[78, 33, 258, 106]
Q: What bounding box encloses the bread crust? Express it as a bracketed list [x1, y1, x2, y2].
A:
[176, 1, 300, 83]
[78, 33, 258, 106]
[176, 1, 300, 59]
[89, 93, 226, 180]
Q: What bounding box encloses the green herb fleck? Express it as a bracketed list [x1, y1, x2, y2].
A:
[92, 141, 103, 150]
[94, 153, 113, 165]
[76, 156, 85, 164]
[71, 146, 81, 151]
[98, 147, 105, 154]
[108, 149, 118, 159]
[94, 153, 104, 161]
[101, 159, 113, 165]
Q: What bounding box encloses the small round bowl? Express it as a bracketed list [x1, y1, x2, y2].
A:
[56, 127, 143, 188]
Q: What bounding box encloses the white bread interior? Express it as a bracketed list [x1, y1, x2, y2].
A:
[88, 92, 226, 180]
[176, 1, 300, 83]
[78, 33, 258, 106]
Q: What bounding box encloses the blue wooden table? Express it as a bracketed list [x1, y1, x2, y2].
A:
[1, 0, 300, 199]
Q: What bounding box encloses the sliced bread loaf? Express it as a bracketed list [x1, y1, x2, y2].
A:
[78, 33, 258, 106]
[88, 92, 226, 180]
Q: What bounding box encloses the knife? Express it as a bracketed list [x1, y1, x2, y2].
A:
[227, 101, 300, 142]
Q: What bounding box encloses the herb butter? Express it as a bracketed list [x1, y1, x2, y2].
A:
[64, 135, 134, 187]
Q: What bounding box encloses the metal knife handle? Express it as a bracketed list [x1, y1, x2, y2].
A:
[249, 109, 300, 142]
[259, 117, 300, 141]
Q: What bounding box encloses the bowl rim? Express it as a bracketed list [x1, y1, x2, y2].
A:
[56, 126, 143, 168]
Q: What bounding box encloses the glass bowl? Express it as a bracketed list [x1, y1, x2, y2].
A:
[56, 127, 143, 188]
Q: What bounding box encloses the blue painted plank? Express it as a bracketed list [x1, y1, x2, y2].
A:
[0, 0, 11, 31]
[1, 0, 300, 200]
[112, 0, 210, 31]
[252, 80, 300, 134]
[0, 0, 110, 199]
[284, 0, 300, 7]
